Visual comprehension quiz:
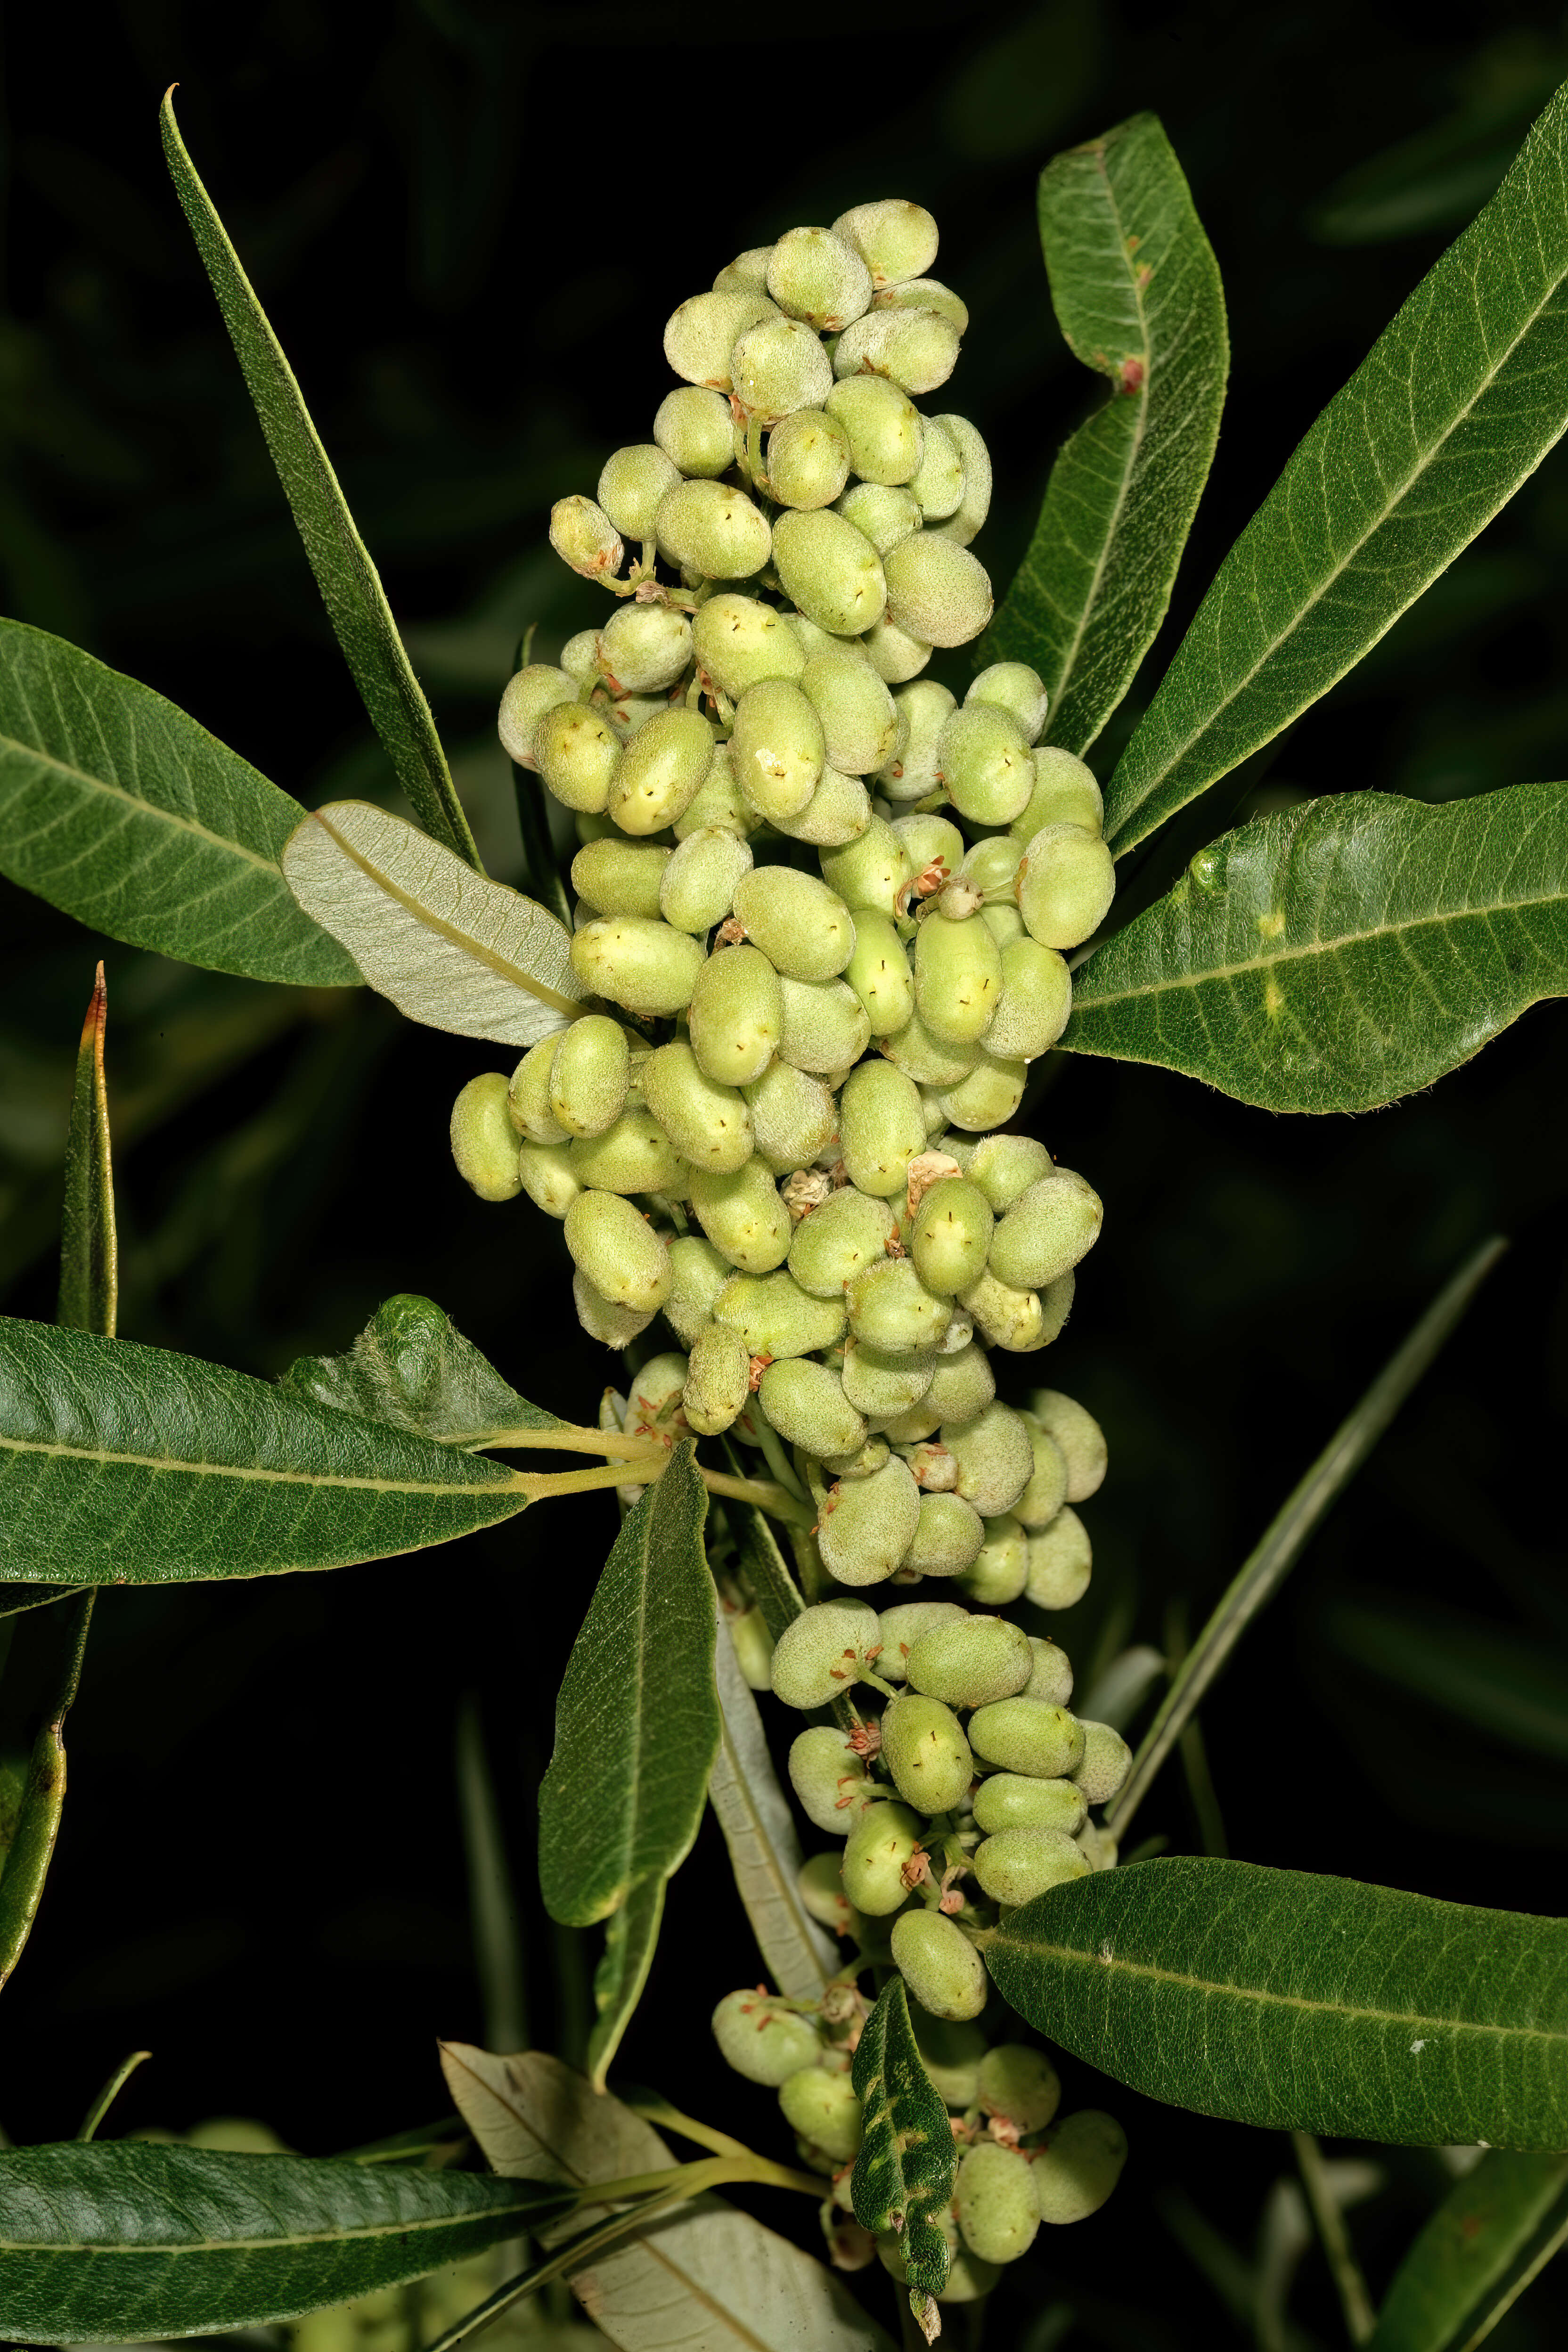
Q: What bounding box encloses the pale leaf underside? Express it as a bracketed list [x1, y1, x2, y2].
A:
[708, 1614, 834, 2002]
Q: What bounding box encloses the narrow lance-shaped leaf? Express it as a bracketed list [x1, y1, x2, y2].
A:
[1105, 78, 1568, 857]
[1065, 786, 1568, 1113]
[280, 1292, 563, 1446]
[0, 621, 359, 988]
[982, 1858, 1568, 2150]
[984, 112, 1227, 756]
[283, 801, 586, 1047]
[1368, 2149, 1568, 2352]
[851, 1976, 957, 2342]
[56, 965, 117, 1341]
[0, 2141, 568, 2344]
[588, 1877, 666, 2101]
[0, 1319, 533, 1587]
[0, 1589, 92, 1991]
[160, 90, 480, 868]
[707, 1610, 834, 2001]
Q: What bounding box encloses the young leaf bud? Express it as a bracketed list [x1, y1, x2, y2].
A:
[659, 825, 753, 936]
[688, 1159, 793, 1272]
[665, 1233, 732, 1345]
[836, 481, 923, 555]
[908, 416, 966, 520]
[825, 375, 924, 485]
[654, 480, 772, 581]
[778, 2066, 864, 2164]
[768, 225, 873, 332]
[663, 288, 778, 392]
[498, 664, 577, 766]
[818, 1454, 922, 1586]
[570, 1108, 684, 1198]
[653, 384, 735, 477]
[533, 703, 622, 815]
[598, 602, 692, 695]
[771, 509, 887, 637]
[832, 200, 939, 289]
[931, 414, 992, 547]
[968, 1700, 1086, 1780]
[933, 1051, 1028, 1134]
[937, 707, 1034, 827]
[903, 1489, 986, 1577]
[876, 1601, 969, 1682]
[564, 1192, 671, 1315]
[572, 1270, 654, 1350]
[906, 1614, 1033, 1709]
[956, 1514, 1029, 1606]
[788, 1185, 897, 1297]
[730, 679, 825, 823]
[1028, 1390, 1108, 1503]
[688, 942, 784, 1086]
[693, 593, 805, 702]
[956, 2142, 1041, 2266]
[914, 910, 1004, 1045]
[839, 1062, 927, 1197]
[880, 682, 956, 800]
[909, 1178, 994, 1296]
[643, 1040, 753, 1174]
[972, 1773, 1086, 1839]
[508, 1035, 567, 1145]
[549, 495, 623, 581]
[986, 939, 1073, 1062]
[844, 913, 915, 1036]
[891, 1910, 988, 2023]
[1071, 1719, 1134, 1807]
[881, 1691, 973, 1811]
[822, 818, 915, 918]
[683, 1320, 751, 1436]
[773, 766, 873, 849]
[789, 1724, 881, 1833]
[967, 662, 1049, 745]
[597, 443, 682, 544]
[674, 744, 756, 841]
[848, 1256, 953, 1356]
[547, 1014, 631, 1138]
[1016, 823, 1117, 950]
[798, 1850, 857, 1932]
[779, 976, 872, 1073]
[1022, 1634, 1075, 1707]
[759, 1356, 866, 1459]
[714, 1269, 846, 1361]
[942, 1400, 1034, 1517]
[770, 1597, 882, 1709]
[834, 308, 961, 397]
[841, 1337, 935, 1419]
[842, 1798, 924, 1915]
[450, 1072, 523, 1201]
[745, 1058, 837, 1174]
[608, 707, 715, 836]
[714, 245, 774, 294]
[1015, 1423, 1070, 1530]
[733, 868, 855, 984]
[570, 916, 705, 1017]
[800, 653, 901, 775]
[1033, 2112, 1128, 2224]
[732, 316, 835, 424]
[518, 1139, 581, 1220]
[862, 612, 934, 684]
[990, 1171, 1103, 1291]
[712, 1989, 822, 2087]
[766, 407, 854, 510]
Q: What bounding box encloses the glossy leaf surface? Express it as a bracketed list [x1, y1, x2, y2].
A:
[851, 1976, 956, 2334]
[984, 1858, 1568, 2148]
[1369, 2150, 1568, 2352]
[0, 622, 359, 988]
[161, 90, 480, 868]
[280, 1292, 561, 1446]
[282, 800, 585, 1046]
[1105, 79, 1568, 855]
[708, 1612, 833, 2001]
[56, 966, 117, 1341]
[1065, 786, 1568, 1111]
[985, 112, 1227, 755]
[0, 1319, 527, 1586]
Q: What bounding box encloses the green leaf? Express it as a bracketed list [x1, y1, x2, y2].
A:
[1104, 79, 1568, 857]
[1369, 2150, 1568, 2352]
[1110, 1238, 1505, 1839]
[0, 1318, 530, 1586]
[0, 2140, 566, 2343]
[438, 2044, 895, 2351]
[282, 800, 587, 1045]
[984, 112, 1227, 756]
[0, 1589, 91, 1990]
[851, 1976, 957, 2338]
[160, 90, 479, 869]
[588, 1876, 666, 2099]
[983, 1857, 1568, 2148]
[1065, 787, 1568, 1112]
[0, 621, 360, 988]
[737, 1502, 808, 1643]
[280, 1292, 563, 1447]
[708, 1610, 834, 2001]
[56, 965, 117, 1341]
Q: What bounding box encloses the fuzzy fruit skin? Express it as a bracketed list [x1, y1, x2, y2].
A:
[1071, 1718, 1134, 1805]
[569, 916, 705, 1019]
[875, 1600, 969, 1683]
[1028, 1388, 1108, 1502]
[838, 1062, 925, 1197]
[682, 1321, 751, 1436]
[890, 1908, 988, 2022]
[759, 1355, 866, 1458]
[778, 2066, 864, 2164]
[687, 943, 783, 1087]
[769, 1598, 880, 1710]
[1026, 1509, 1094, 1609]
[817, 1454, 921, 1586]
[450, 1072, 523, 1201]
[980, 2044, 1062, 2132]
[642, 1041, 753, 1175]
[1033, 2111, 1128, 2224]
[880, 1690, 974, 1812]
[906, 1613, 1033, 1708]
[563, 1192, 671, 1315]
[711, 1989, 821, 2086]
[967, 1700, 1086, 1780]
[972, 1772, 1085, 1840]
[788, 1724, 880, 1833]
[972, 1823, 1092, 1906]
[842, 1798, 924, 1914]
[955, 2142, 1041, 2266]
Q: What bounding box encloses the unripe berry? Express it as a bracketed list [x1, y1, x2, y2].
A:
[834, 308, 960, 396]
[818, 1454, 922, 1586]
[906, 1614, 1033, 1709]
[819, 1434, 892, 1483]
[674, 744, 756, 841]
[912, 2015, 988, 2107]
[597, 602, 692, 696]
[914, 910, 1004, 1045]
[564, 1192, 670, 1315]
[980, 2047, 1062, 2136]
[731, 316, 834, 423]
[688, 943, 784, 1086]
[1016, 823, 1117, 950]
[768, 225, 873, 332]
[744, 1058, 837, 1173]
[875, 1600, 968, 1682]
[841, 1337, 935, 1419]
[937, 706, 1035, 826]
[653, 384, 735, 477]
[967, 662, 1049, 746]
[975, 1826, 1092, 1910]
[766, 407, 853, 509]
[972, 1773, 1086, 1839]
[908, 416, 966, 520]
[688, 1160, 792, 1272]
[692, 594, 804, 704]
[665, 1233, 732, 1345]
[769, 1597, 881, 1709]
[934, 1051, 1028, 1134]
[919, 1339, 997, 1429]
[561, 631, 600, 684]
[891, 1909, 988, 2022]
[990, 1171, 1103, 1291]
[779, 976, 872, 1073]
[848, 1257, 952, 1356]
[659, 826, 753, 936]
[712, 1989, 822, 2087]
[549, 495, 623, 581]
[825, 376, 924, 485]
[450, 1072, 523, 1201]
[956, 1514, 1029, 1606]
[1076, 1820, 1120, 1871]
[572, 841, 673, 926]
[986, 938, 1073, 1062]
[1028, 1390, 1108, 1503]
[881, 1691, 973, 1811]
[875, 275, 969, 332]
[836, 481, 923, 555]
[968, 1699, 1085, 1780]
[1071, 1719, 1133, 1807]
[909, 1177, 993, 1296]
[570, 916, 705, 1017]
[958, 1267, 1045, 1354]
[788, 1186, 897, 1298]
[1015, 1423, 1070, 1531]
[682, 1320, 751, 1437]
[832, 200, 939, 289]
[771, 509, 887, 637]
[525, 701, 618, 819]
[779, 2066, 863, 2164]
[608, 707, 715, 836]
[518, 1139, 580, 1220]
[604, 690, 673, 745]
[655, 480, 772, 581]
[759, 1356, 866, 1459]
[884, 533, 992, 648]
[842, 1799, 923, 1914]
[643, 1041, 752, 1174]
[931, 414, 992, 547]
[1033, 2112, 1128, 2224]
[714, 1269, 846, 1361]
[838, 1062, 926, 1197]
[597, 443, 683, 546]
[1022, 1634, 1075, 1708]
[800, 653, 901, 775]
[498, 664, 577, 766]
[547, 1014, 631, 1138]
[508, 1036, 567, 1144]
[956, 2142, 1041, 2266]
[862, 613, 934, 685]
[572, 1270, 654, 1350]
[629, 1351, 692, 1432]
[1009, 749, 1104, 847]
[773, 766, 873, 849]
[845, 912, 915, 1035]
[570, 1109, 684, 1198]
[733, 868, 855, 984]
[822, 819, 914, 918]
[943, 1401, 1033, 1517]
[880, 682, 956, 800]
[713, 246, 774, 294]
[798, 1850, 856, 1933]
[789, 1727, 879, 1835]
[663, 288, 777, 392]
[967, 1133, 1052, 1212]
[903, 1490, 985, 1577]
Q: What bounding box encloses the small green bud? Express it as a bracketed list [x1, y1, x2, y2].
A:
[798, 1849, 856, 1933]
[498, 664, 577, 765]
[653, 384, 735, 477]
[744, 1058, 837, 1173]
[800, 652, 901, 775]
[931, 414, 992, 547]
[773, 766, 873, 849]
[643, 1040, 752, 1174]
[875, 276, 969, 332]
[789, 1185, 896, 1297]
[937, 706, 1035, 826]
[1071, 1719, 1133, 1807]
[844, 911, 915, 1036]
[714, 1268, 846, 1361]
[1011, 745, 1103, 839]
[838, 1062, 926, 1198]
[909, 1177, 993, 1295]
[688, 1159, 792, 1272]
[608, 706, 716, 836]
[825, 375, 924, 485]
[549, 495, 623, 582]
[508, 1035, 567, 1144]
[688, 943, 784, 1086]
[759, 1356, 866, 1459]
[682, 1320, 751, 1437]
[629, 1358, 689, 1440]
[862, 613, 933, 685]
[835, 481, 923, 555]
[914, 910, 1004, 1046]
[955, 2142, 1041, 2266]
[766, 407, 854, 510]
[570, 915, 705, 1018]
[1034, 2111, 1128, 2224]
[932, 1051, 1028, 1134]
[1022, 1634, 1075, 1707]
[731, 315, 834, 423]
[972, 1773, 1085, 1839]
[822, 818, 914, 918]
[891, 1910, 988, 2023]
[956, 1514, 1029, 1606]
[712, 1989, 821, 2086]
[778, 2066, 863, 2164]
[834, 307, 960, 397]
[903, 1490, 985, 1577]
[596, 443, 683, 545]
[882, 1691, 973, 1811]
[655, 478, 772, 581]
[832, 199, 939, 289]
[879, 681, 956, 800]
[564, 1192, 671, 1315]
[771, 1598, 882, 1710]
[1028, 1389, 1108, 1503]
[779, 975, 872, 1073]
[733, 867, 855, 984]
[658, 825, 753, 936]
[967, 661, 1048, 745]
[906, 1614, 1033, 1709]
[713, 246, 774, 294]
[818, 1454, 922, 1586]
[547, 1013, 630, 1138]
[665, 1233, 732, 1345]
[674, 743, 756, 841]
[1016, 823, 1117, 950]
[572, 1269, 655, 1350]
[842, 1798, 923, 1915]
[767, 225, 873, 332]
[968, 1699, 1085, 1780]
[517, 1139, 580, 1220]
[569, 1109, 684, 1198]
[908, 416, 966, 520]
[1014, 1422, 1069, 1530]
[729, 678, 825, 822]
[663, 288, 777, 392]
[789, 1724, 881, 1833]
[841, 1337, 935, 1418]
[848, 1256, 953, 1356]
[571, 836, 671, 918]
[597, 601, 692, 695]
[985, 938, 1073, 1062]
[692, 593, 804, 702]
[450, 1072, 523, 1201]
[942, 1400, 1033, 1517]
[876, 1600, 969, 1682]
[990, 1170, 1103, 1291]
[771, 509, 887, 637]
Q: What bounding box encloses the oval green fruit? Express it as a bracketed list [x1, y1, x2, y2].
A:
[842, 1799, 923, 1915]
[881, 1691, 973, 1812]
[906, 1614, 1033, 1710]
[712, 1989, 821, 2087]
[769, 1597, 881, 1710]
[1033, 2111, 1127, 2224]
[955, 2142, 1040, 2266]
[450, 1072, 522, 1202]
[967, 1700, 1085, 1780]
[972, 1773, 1085, 1838]
[890, 1909, 988, 2023]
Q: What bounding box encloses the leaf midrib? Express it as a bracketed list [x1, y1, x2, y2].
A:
[0, 2201, 526, 2258]
[0, 1427, 512, 1497]
[0, 729, 280, 876]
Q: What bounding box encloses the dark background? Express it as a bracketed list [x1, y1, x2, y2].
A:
[2, 1, 1567, 2344]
